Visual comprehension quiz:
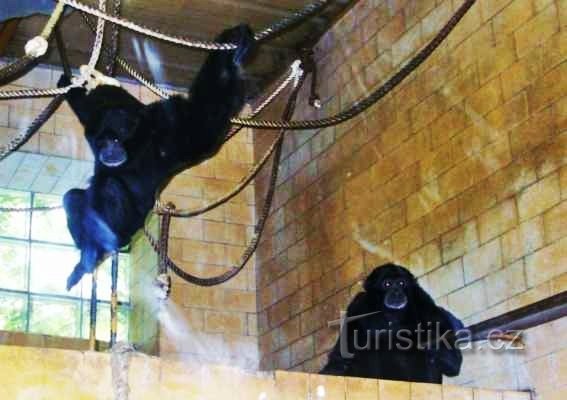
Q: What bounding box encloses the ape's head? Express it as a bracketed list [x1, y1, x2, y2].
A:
[92, 108, 140, 167]
[82, 86, 144, 168]
[363, 263, 420, 312]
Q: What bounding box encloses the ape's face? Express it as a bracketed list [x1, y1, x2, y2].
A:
[92, 109, 139, 167]
[364, 264, 415, 312]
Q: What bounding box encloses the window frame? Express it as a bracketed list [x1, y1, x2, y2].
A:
[0, 189, 131, 341]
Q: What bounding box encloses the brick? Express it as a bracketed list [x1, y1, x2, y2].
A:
[517, 173, 561, 221]
[501, 52, 543, 101]
[525, 236, 567, 287]
[393, 22, 423, 66]
[502, 215, 545, 264]
[528, 61, 567, 112]
[411, 92, 449, 133]
[466, 77, 504, 116]
[484, 260, 527, 306]
[377, 11, 406, 51]
[412, 382, 442, 400]
[223, 290, 256, 313]
[204, 311, 245, 334]
[543, 201, 567, 244]
[492, 0, 535, 41]
[478, 199, 518, 244]
[463, 239, 502, 283]
[439, 138, 512, 200]
[378, 379, 410, 400]
[269, 301, 290, 328]
[441, 64, 481, 108]
[290, 335, 314, 366]
[509, 107, 555, 159]
[309, 374, 346, 400]
[421, 1, 452, 42]
[479, 0, 515, 21]
[345, 377, 378, 400]
[487, 91, 529, 132]
[448, 280, 488, 317]
[444, 385, 473, 400]
[427, 259, 465, 298]
[374, 203, 406, 241]
[396, 75, 429, 115]
[392, 221, 424, 257]
[406, 241, 442, 276]
[515, 3, 559, 58]
[430, 106, 470, 149]
[279, 317, 300, 348]
[478, 35, 518, 84]
[447, 0, 482, 48]
[442, 220, 479, 263]
[423, 198, 460, 242]
[451, 24, 494, 71]
[336, 256, 365, 288]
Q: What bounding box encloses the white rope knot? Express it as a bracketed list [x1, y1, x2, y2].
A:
[72, 65, 121, 92]
[24, 37, 49, 58]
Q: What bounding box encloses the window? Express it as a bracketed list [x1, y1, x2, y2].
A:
[0, 188, 130, 342]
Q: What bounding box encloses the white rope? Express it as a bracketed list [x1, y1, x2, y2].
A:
[111, 343, 135, 400]
[89, 0, 107, 69]
[59, 0, 238, 50]
[59, 0, 329, 50]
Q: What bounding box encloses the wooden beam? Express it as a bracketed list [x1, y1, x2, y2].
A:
[468, 290, 567, 341]
[0, 19, 21, 56]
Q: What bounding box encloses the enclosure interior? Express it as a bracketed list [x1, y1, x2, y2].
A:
[0, 0, 566, 399]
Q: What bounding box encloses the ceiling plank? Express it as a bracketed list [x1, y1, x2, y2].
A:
[0, 19, 21, 56]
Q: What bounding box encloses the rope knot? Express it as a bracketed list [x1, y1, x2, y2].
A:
[24, 37, 49, 58]
[72, 65, 121, 92]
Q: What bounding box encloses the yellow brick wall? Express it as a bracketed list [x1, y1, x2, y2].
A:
[0, 345, 532, 400]
[253, 0, 567, 396]
[0, 63, 259, 366]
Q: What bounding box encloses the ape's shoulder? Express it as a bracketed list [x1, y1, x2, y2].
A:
[346, 292, 375, 316]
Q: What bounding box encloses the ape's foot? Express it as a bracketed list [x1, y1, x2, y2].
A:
[217, 24, 256, 66]
[66, 262, 87, 290]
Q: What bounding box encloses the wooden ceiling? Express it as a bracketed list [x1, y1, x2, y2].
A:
[3, 0, 353, 92]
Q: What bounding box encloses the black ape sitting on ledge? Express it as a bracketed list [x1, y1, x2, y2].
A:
[320, 263, 464, 383]
[60, 25, 255, 290]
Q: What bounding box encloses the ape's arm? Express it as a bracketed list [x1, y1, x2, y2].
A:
[57, 75, 91, 125]
[320, 293, 370, 375]
[161, 25, 255, 162]
[430, 308, 464, 377]
[412, 282, 464, 377]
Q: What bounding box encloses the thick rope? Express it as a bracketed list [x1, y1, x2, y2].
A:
[229, 0, 477, 130]
[1, 0, 476, 131]
[104, 0, 121, 76]
[0, 23, 75, 163]
[0, 96, 66, 162]
[81, 12, 173, 99]
[59, 0, 329, 50]
[111, 343, 135, 400]
[88, 0, 107, 70]
[144, 72, 305, 287]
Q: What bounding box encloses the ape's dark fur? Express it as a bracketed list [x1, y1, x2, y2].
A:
[60, 25, 255, 290]
[320, 263, 463, 383]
